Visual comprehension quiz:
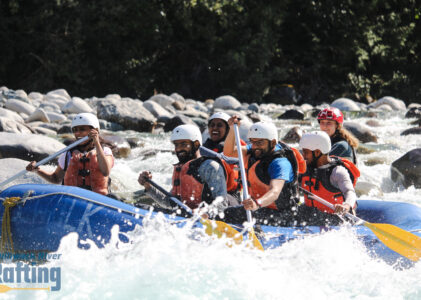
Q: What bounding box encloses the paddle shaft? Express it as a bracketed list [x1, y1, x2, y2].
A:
[0, 136, 90, 190]
[233, 123, 253, 223]
[299, 186, 359, 223]
[146, 178, 193, 214]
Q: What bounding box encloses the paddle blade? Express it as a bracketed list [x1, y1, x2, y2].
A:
[364, 222, 421, 262]
[248, 229, 264, 251]
[201, 219, 243, 245]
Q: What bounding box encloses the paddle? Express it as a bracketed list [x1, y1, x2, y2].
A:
[233, 123, 264, 251]
[145, 178, 243, 244]
[0, 284, 50, 293]
[0, 136, 90, 190]
[299, 187, 421, 262]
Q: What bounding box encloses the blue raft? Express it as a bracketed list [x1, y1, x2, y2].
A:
[1, 184, 421, 266]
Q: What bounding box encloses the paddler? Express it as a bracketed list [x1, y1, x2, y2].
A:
[138, 124, 238, 217]
[26, 113, 114, 196]
[317, 107, 359, 164]
[201, 112, 246, 201]
[299, 131, 360, 215]
[222, 116, 301, 226]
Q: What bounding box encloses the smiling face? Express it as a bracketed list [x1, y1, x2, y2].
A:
[250, 138, 273, 159]
[72, 125, 93, 145]
[173, 139, 196, 163]
[319, 120, 338, 137]
[208, 118, 228, 142]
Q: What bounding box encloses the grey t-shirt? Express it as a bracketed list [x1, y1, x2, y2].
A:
[146, 158, 232, 217]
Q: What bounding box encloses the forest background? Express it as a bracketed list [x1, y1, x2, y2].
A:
[1, 0, 420, 105]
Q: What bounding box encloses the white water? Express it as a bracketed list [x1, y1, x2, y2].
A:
[4, 110, 421, 299]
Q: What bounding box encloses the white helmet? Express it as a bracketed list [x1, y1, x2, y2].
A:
[299, 131, 331, 154]
[71, 113, 100, 129]
[209, 112, 230, 123]
[170, 124, 202, 145]
[247, 122, 278, 143]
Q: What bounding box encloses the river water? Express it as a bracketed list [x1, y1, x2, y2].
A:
[3, 110, 421, 299]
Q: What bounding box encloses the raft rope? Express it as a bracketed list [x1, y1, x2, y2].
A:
[1, 197, 21, 253]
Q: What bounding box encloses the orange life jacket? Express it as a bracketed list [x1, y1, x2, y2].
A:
[170, 157, 227, 209]
[246, 141, 305, 211]
[202, 138, 246, 193]
[63, 150, 110, 195]
[300, 156, 360, 213]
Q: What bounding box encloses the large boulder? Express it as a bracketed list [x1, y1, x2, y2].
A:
[369, 96, 406, 111]
[97, 98, 156, 132]
[282, 126, 303, 143]
[391, 149, 421, 188]
[163, 114, 196, 132]
[277, 109, 304, 120]
[401, 127, 421, 136]
[143, 100, 174, 118]
[0, 107, 24, 123]
[405, 106, 421, 119]
[102, 135, 131, 158]
[149, 94, 175, 109]
[26, 108, 50, 123]
[5, 99, 36, 115]
[343, 121, 378, 143]
[0, 117, 33, 134]
[62, 97, 94, 114]
[0, 132, 66, 162]
[0, 158, 48, 189]
[214, 95, 242, 110]
[331, 98, 361, 111]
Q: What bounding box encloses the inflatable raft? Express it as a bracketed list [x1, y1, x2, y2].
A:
[1, 184, 421, 266]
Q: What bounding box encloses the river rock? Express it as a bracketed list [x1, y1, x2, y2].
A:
[248, 103, 260, 113]
[277, 109, 304, 120]
[15, 90, 29, 103]
[214, 95, 242, 110]
[0, 117, 33, 134]
[149, 94, 174, 109]
[401, 127, 421, 136]
[282, 126, 303, 143]
[28, 92, 44, 102]
[0, 132, 66, 162]
[0, 158, 48, 189]
[0, 107, 24, 123]
[26, 108, 50, 123]
[143, 100, 174, 119]
[98, 120, 125, 131]
[47, 89, 71, 101]
[46, 112, 67, 123]
[331, 98, 361, 111]
[180, 108, 209, 119]
[97, 98, 156, 132]
[44, 94, 68, 109]
[163, 114, 196, 132]
[62, 97, 94, 114]
[101, 135, 131, 158]
[365, 119, 381, 127]
[39, 102, 61, 113]
[5, 99, 36, 115]
[343, 121, 378, 143]
[369, 96, 406, 111]
[391, 148, 421, 188]
[405, 107, 421, 119]
[375, 104, 393, 111]
[33, 126, 57, 136]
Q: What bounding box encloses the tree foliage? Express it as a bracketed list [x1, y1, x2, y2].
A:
[0, 0, 420, 103]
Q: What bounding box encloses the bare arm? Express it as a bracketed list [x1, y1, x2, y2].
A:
[243, 179, 285, 210]
[223, 116, 247, 158]
[90, 129, 113, 176]
[27, 161, 65, 184]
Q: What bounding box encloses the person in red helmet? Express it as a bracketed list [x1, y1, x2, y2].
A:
[317, 107, 359, 164]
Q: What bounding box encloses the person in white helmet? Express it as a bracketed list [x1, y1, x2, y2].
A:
[299, 131, 360, 216]
[201, 112, 246, 200]
[138, 124, 236, 217]
[222, 116, 300, 226]
[26, 113, 114, 195]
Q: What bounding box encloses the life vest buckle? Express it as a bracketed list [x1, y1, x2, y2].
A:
[78, 169, 91, 177]
[80, 156, 90, 163]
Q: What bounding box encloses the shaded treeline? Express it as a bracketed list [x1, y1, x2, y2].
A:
[0, 0, 420, 103]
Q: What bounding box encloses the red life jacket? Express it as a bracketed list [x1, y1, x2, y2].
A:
[63, 150, 110, 195]
[300, 156, 360, 213]
[170, 157, 227, 209]
[246, 142, 305, 211]
[202, 138, 246, 193]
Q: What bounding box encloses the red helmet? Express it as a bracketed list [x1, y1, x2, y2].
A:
[317, 107, 344, 124]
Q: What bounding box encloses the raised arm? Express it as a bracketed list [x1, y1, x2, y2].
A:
[223, 116, 247, 158]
